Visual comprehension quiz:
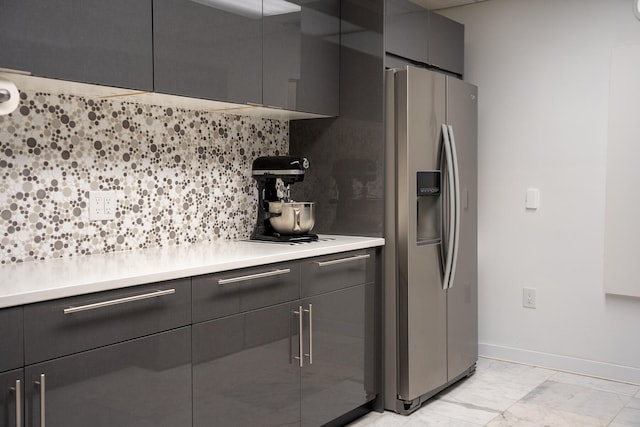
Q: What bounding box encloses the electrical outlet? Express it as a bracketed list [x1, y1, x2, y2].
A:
[89, 191, 116, 221]
[523, 288, 536, 309]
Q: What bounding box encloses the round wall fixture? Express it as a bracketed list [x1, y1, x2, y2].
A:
[635, 0, 640, 20]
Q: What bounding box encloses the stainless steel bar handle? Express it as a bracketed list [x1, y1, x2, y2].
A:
[35, 374, 45, 427]
[303, 304, 313, 365]
[63, 289, 175, 314]
[441, 124, 456, 291]
[217, 268, 291, 285]
[447, 125, 461, 290]
[293, 306, 304, 367]
[315, 254, 370, 268]
[10, 379, 22, 427]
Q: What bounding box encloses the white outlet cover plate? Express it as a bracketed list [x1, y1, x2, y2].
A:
[89, 191, 116, 221]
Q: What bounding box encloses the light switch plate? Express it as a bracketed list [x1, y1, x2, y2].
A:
[89, 191, 116, 221]
[523, 287, 536, 309]
[525, 188, 539, 210]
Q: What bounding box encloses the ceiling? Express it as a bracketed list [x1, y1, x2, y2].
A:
[409, 0, 488, 11]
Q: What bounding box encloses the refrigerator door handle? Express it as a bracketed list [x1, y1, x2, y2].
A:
[441, 124, 456, 290]
[447, 125, 461, 290]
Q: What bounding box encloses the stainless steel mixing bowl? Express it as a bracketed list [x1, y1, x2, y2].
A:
[268, 201, 315, 235]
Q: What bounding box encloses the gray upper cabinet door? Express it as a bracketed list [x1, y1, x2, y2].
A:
[300, 283, 376, 427]
[428, 12, 464, 76]
[0, 0, 153, 90]
[263, 0, 340, 115]
[385, 0, 464, 76]
[24, 327, 192, 427]
[153, 0, 262, 104]
[0, 368, 24, 427]
[0, 307, 23, 373]
[385, 0, 429, 64]
[192, 302, 300, 427]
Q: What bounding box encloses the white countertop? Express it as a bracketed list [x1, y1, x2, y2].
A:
[0, 235, 384, 308]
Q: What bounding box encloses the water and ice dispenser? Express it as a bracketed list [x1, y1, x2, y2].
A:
[416, 171, 441, 245]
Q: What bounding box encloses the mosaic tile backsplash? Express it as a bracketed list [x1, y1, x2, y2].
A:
[0, 90, 288, 264]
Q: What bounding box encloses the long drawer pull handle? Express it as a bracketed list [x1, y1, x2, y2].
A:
[63, 289, 176, 314]
[293, 306, 304, 367]
[315, 254, 370, 267]
[10, 379, 22, 427]
[217, 268, 291, 285]
[303, 304, 313, 365]
[35, 374, 45, 427]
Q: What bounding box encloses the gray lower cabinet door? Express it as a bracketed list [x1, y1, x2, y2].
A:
[153, 0, 262, 105]
[300, 283, 375, 427]
[1, 369, 24, 427]
[0, 0, 153, 90]
[24, 327, 191, 427]
[193, 303, 300, 427]
[0, 307, 23, 373]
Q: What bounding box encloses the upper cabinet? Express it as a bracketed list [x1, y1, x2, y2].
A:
[385, 0, 464, 76]
[0, 0, 153, 91]
[263, 0, 340, 115]
[0, 0, 338, 115]
[153, 0, 263, 105]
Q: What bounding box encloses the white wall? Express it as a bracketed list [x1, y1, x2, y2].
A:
[441, 0, 640, 383]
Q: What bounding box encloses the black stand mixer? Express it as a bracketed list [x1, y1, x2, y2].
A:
[251, 156, 318, 243]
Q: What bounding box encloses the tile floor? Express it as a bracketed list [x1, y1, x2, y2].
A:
[348, 357, 640, 426]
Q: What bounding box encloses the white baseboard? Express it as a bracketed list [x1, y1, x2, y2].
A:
[479, 343, 640, 385]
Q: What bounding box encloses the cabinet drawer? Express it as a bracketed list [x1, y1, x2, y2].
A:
[301, 249, 375, 298]
[24, 278, 191, 365]
[192, 262, 299, 323]
[0, 306, 23, 372]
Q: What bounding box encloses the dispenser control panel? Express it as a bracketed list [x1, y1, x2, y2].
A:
[416, 171, 440, 196]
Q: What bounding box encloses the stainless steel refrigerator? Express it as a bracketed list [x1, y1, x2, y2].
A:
[384, 65, 478, 414]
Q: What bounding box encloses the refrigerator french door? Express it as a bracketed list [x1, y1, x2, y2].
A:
[384, 65, 477, 414]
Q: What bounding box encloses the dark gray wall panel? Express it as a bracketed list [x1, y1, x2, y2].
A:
[290, 0, 384, 237]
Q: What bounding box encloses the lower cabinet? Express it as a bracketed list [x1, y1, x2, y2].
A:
[193, 282, 375, 427]
[1, 368, 24, 427]
[300, 283, 374, 427]
[6, 248, 378, 427]
[24, 327, 192, 427]
[193, 303, 300, 427]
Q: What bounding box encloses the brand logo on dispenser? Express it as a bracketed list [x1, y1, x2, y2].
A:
[419, 187, 439, 195]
